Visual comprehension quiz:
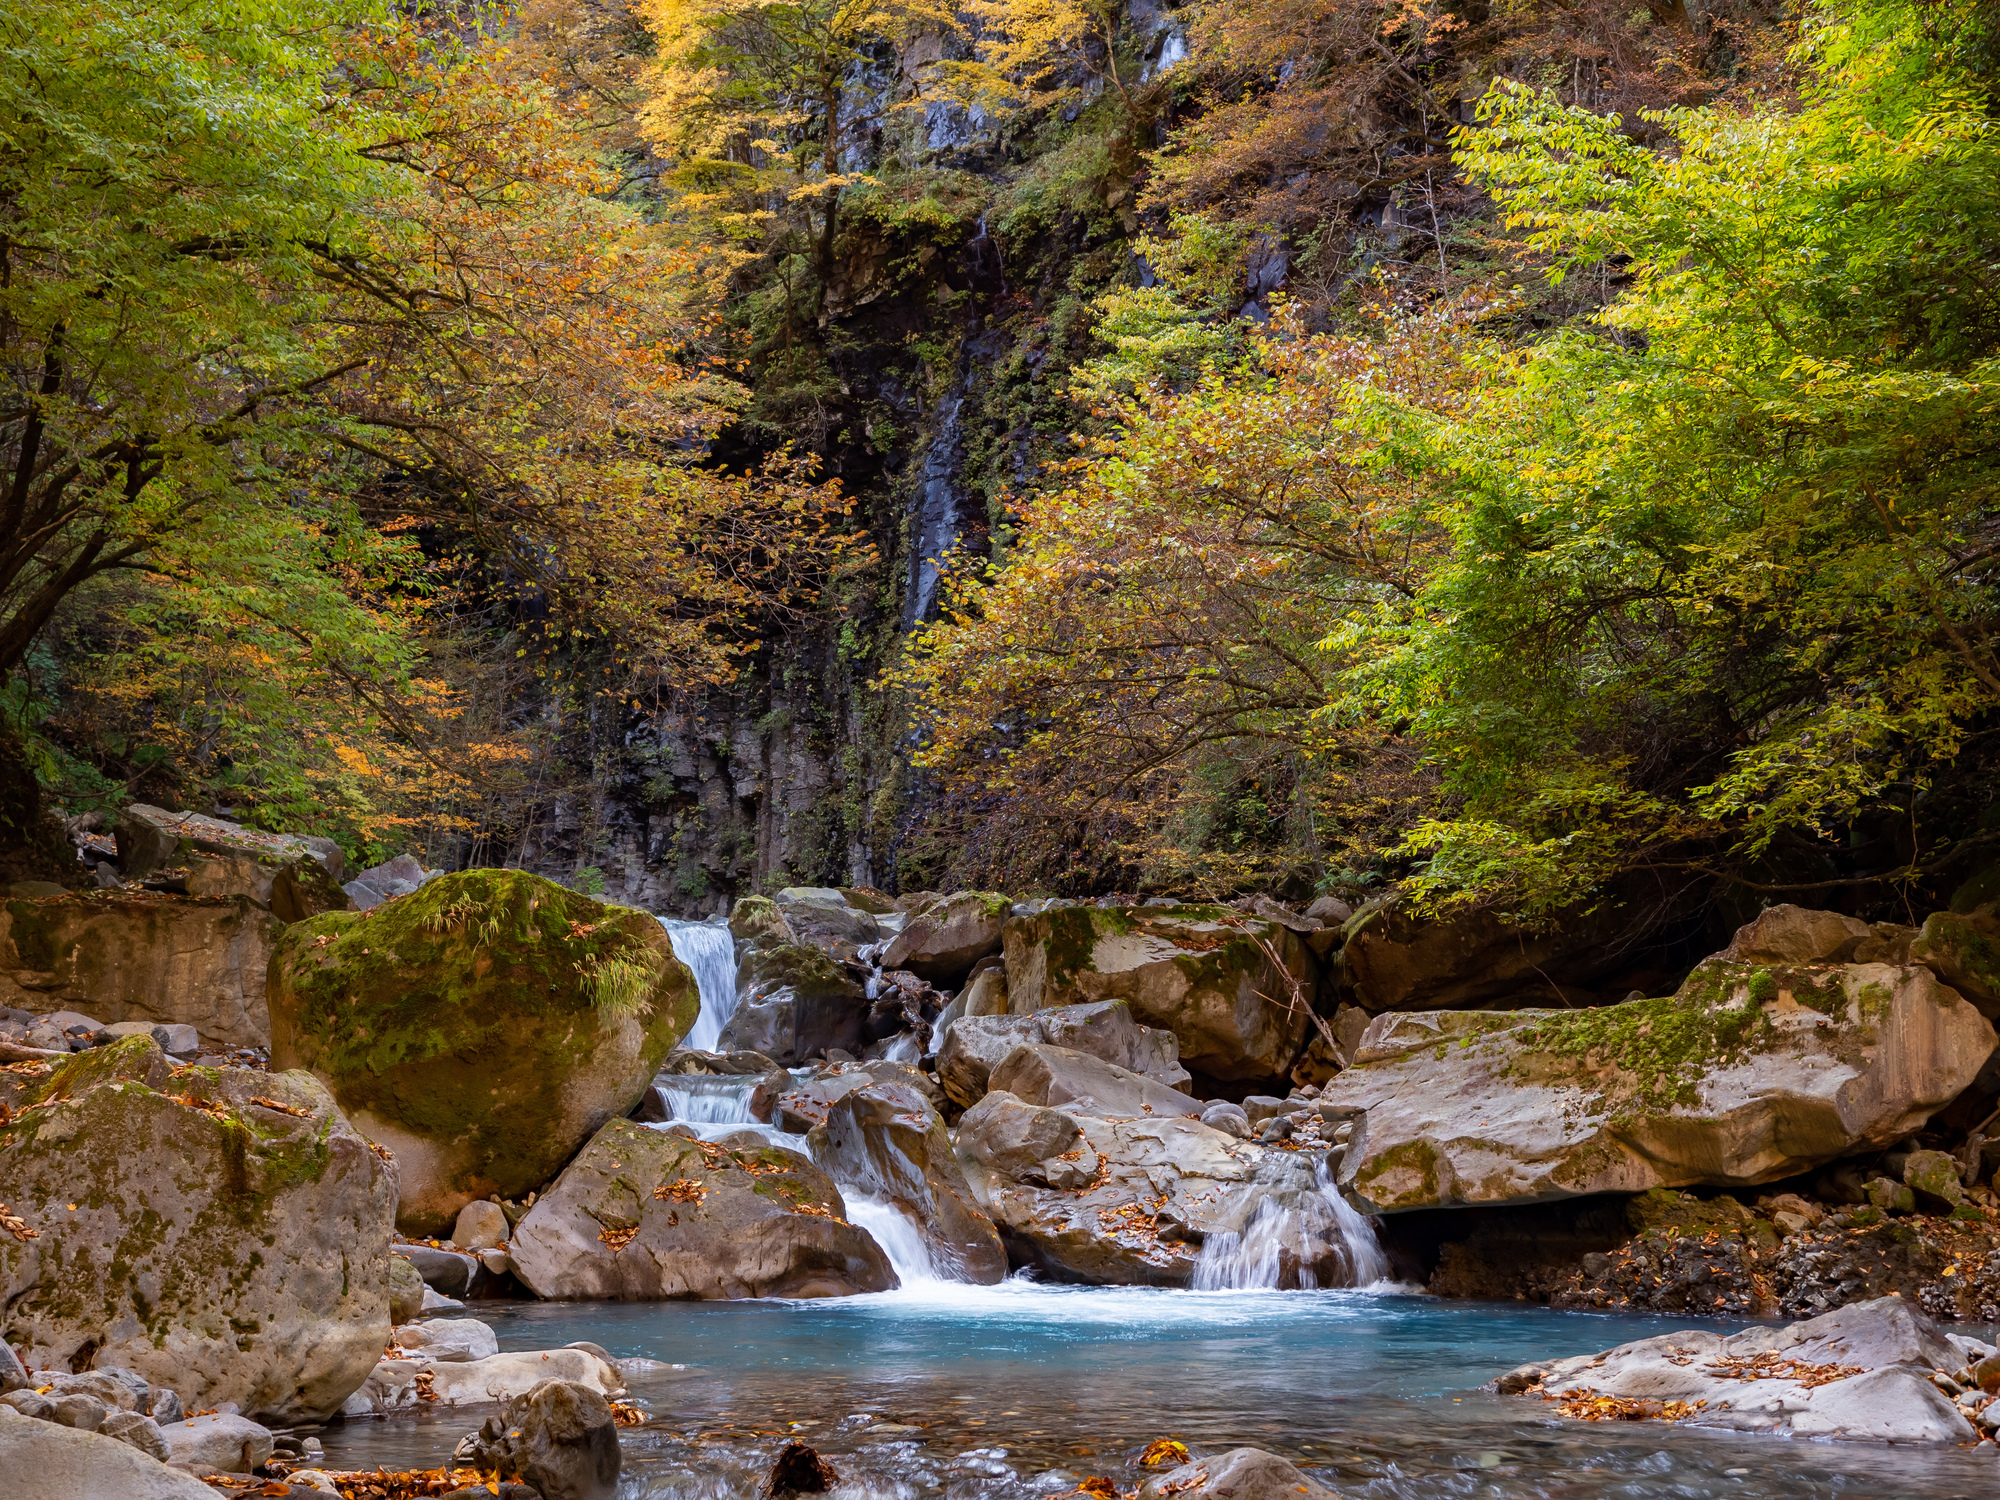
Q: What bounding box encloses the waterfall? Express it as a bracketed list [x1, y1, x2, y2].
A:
[1192, 1159, 1389, 1290]
[639, 1072, 965, 1289]
[660, 918, 738, 1052]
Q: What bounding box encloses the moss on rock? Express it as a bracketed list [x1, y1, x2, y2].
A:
[267, 869, 697, 1234]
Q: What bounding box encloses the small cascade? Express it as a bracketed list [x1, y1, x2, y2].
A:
[660, 917, 738, 1052]
[1192, 1160, 1389, 1290]
[844, 1194, 946, 1286]
[653, 1074, 762, 1126]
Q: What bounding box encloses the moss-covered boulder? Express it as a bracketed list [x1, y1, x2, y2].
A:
[1001, 905, 1317, 1085]
[1911, 906, 2000, 1017]
[508, 1118, 896, 1298]
[0, 1037, 396, 1423]
[1324, 955, 1998, 1213]
[881, 890, 1009, 984]
[267, 870, 697, 1236]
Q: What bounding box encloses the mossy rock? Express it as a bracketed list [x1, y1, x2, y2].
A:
[1000, 904, 1316, 1085]
[267, 869, 697, 1236]
[728, 895, 792, 948]
[1910, 908, 2000, 1015]
[0, 1039, 395, 1423]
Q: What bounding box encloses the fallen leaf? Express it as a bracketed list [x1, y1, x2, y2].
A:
[1140, 1438, 1190, 1467]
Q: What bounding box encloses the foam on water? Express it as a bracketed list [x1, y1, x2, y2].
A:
[1192, 1158, 1389, 1290]
[659, 918, 737, 1052]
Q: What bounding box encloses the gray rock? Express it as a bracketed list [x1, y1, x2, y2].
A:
[391, 1318, 500, 1363]
[880, 892, 1008, 984]
[157, 1412, 274, 1473]
[1, 1389, 53, 1419]
[937, 1000, 1189, 1109]
[0, 1405, 220, 1499]
[510, 1118, 895, 1299]
[100, 1020, 199, 1056]
[341, 853, 442, 910]
[1003, 905, 1318, 1084]
[457, 1379, 621, 1500]
[1304, 897, 1353, 926]
[344, 1348, 622, 1416]
[719, 944, 869, 1064]
[99, 1410, 170, 1462]
[452, 1198, 509, 1251]
[1491, 1296, 1976, 1444]
[1240, 1095, 1285, 1126]
[951, 1093, 1086, 1185]
[45, 1370, 147, 1412]
[1326, 954, 1997, 1212]
[0, 1339, 25, 1393]
[0, 1038, 396, 1424]
[988, 1042, 1203, 1120]
[1200, 1102, 1251, 1139]
[1138, 1447, 1336, 1499]
[773, 893, 880, 961]
[147, 1388, 183, 1425]
[388, 1254, 427, 1324]
[421, 1286, 466, 1314]
[396, 1243, 484, 1298]
[807, 1082, 1007, 1282]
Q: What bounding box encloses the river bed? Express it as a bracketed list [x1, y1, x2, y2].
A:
[319, 1282, 2000, 1498]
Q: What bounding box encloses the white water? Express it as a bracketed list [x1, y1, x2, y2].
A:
[1192, 1159, 1389, 1290]
[660, 917, 738, 1052]
[845, 1194, 948, 1286]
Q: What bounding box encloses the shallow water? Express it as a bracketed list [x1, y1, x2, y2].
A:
[320, 1283, 2000, 1497]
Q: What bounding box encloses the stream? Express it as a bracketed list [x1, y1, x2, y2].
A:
[317, 922, 2000, 1496]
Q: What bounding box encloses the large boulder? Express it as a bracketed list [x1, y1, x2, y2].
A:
[807, 1081, 1007, 1282]
[1002, 905, 1316, 1085]
[955, 1095, 1344, 1285]
[1911, 905, 2000, 1016]
[456, 1379, 621, 1500]
[343, 1346, 623, 1416]
[117, 805, 348, 921]
[268, 869, 697, 1236]
[0, 1406, 220, 1500]
[1326, 953, 1997, 1213]
[718, 943, 868, 1064]
[0, 1038, 395, 1423]
[989, 1042, 1204, 1121]
[0, 892, 283, 1049]
[509, 1118, 896, 1299]
[880, 892, 1009, 984]
[936, 999, 1188, 1109]
[1491, 1296, 1976, 1444]
[771, 889, 879, 960]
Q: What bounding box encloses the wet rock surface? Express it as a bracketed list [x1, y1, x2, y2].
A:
[1491, 1296, 1983, 1444]
[509, 1118, 896, 1298]
[937, 999, 1188, 1109]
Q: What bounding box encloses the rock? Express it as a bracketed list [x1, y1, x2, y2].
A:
[342, 852, 443, 910]
[718, 943, 868, 1064]
[421, 1285, 466, 1314]
[1491, 1296, 1977, 1443]
[0, 893, 284, 1049]
[344, 1348, 621, 1415]
[1201, 1102, 1251, 1139]
[961, 966, 1008, 1017]
[100, 1020, 198, 1055]
[1911, 906, 2000, 1016]
[268, 869, 699, 1235]
[44, 1369, 148, 1412]
[728, 895, 795, 948]
[2, 1389, 52, 1418]
[1722, 904, 1876, 964]
[99, 1410, 170, 1462]
[391, 1318, 500, 1362]
[1325, 954, 1997, 1212]
[453, 1199, 510, 1251]
[1138, 1447, 1336, 1500]
[1304, 896, 1353, 926]
[764, 1440, 839, 1494]
[0, 1339, 25, 1393]
[771, 889, 879, 960]
[388, 1254, 427, 1324]
[957, 1097, 1291, 1284]
[510, 1117, 895, 1299]
[158, 1412, 275, 1473]
[0, 1405, 220, 1499]
[116, 806, 349, 921]
[1002, 904, 1316, 1085]
[49, 1391, 106, 1429]
[807, 1082, 1006, 1282]
[988, 1042, 1203, 1121]
[396, 1244, 486, 1297]
[936, 1000, 1188, 1109]
[455, 1380, 621, 1500]
[1903, 1148, 1966, 1210]
[879, 891, 1009, 984]
[0, 1037, 395, 1423]
[1866, 1176, 1917, 1213]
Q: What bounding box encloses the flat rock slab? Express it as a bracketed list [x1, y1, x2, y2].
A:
[0, 1406, 219, 1499]
[340, 1347, 623, 1415]
[1325, 957, 1996, 1211]
[1493, 1296, 1978, 1443]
